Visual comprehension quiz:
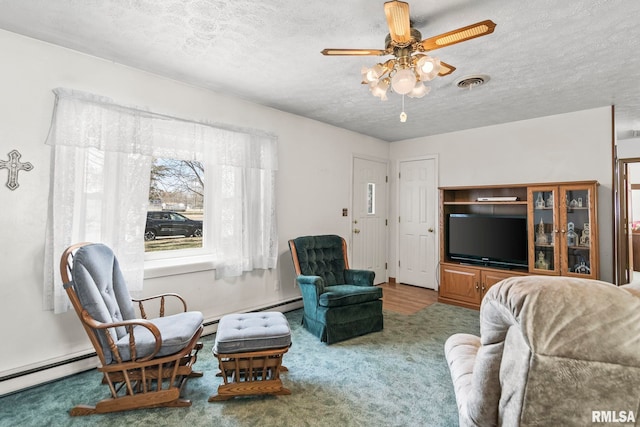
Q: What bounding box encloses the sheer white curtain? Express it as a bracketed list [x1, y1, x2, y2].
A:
[44, 88, 278, 313]
[206, 131, 278, 278]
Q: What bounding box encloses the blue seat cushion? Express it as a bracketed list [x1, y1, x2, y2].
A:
[319, 285, 382, 308]
[214, 312, 291, 354]
[115, 310, 203, 362]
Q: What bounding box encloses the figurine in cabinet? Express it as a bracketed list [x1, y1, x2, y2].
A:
[535, 218, 548, 245]
[580, 223, 590, 246]
[566, 222, 578, 246]
[574, 259, 591, 274]
[535, 251, 549, 270]
[546, 194, 554, 208]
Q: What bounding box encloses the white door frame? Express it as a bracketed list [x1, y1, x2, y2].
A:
[395, 154, 439, 288]
[350, 153, 389, 282]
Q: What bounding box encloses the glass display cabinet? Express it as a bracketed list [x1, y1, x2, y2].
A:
[528, 182, 598, 279]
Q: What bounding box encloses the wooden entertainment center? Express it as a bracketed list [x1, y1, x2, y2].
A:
[439, 181, 598, 309]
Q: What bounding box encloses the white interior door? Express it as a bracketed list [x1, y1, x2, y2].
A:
[352, 156, 388, 283]
[398, 158, 438, 289]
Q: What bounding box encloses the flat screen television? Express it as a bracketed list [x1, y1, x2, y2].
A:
[446, 213, 528, 269]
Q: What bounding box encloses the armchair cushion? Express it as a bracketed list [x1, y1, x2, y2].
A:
[291, 235, 347, 285]
[344, 269, 375, 286]
[68, 244, 137, 363]
[115, 311, 204, 362]
[71, 243, 136, 324]
[319, 285, 382, 307]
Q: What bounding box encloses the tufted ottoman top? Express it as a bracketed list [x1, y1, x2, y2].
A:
[213, 312, 291, 354]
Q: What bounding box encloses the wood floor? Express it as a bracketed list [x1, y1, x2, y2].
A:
[377, 282, 439, 315]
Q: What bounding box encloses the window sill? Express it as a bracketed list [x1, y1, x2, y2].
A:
[144, 254, 215, 279]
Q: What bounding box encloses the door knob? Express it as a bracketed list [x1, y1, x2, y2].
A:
[428, 228, 434, 233]
[353, 228, 360, 234]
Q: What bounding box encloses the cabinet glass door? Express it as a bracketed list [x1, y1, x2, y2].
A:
[529, 187, 558, 274]
[561, 186, 594, 276]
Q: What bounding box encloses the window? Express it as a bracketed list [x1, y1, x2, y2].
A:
[367, 182, 376, 214]
[145, 158, 204, 253]
[44, 88, 279, 312]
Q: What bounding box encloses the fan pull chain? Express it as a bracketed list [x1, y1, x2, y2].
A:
[400, 95, 407, 122]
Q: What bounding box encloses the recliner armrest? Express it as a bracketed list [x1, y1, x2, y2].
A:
[445, 333, 481, 427]
[296, 275, 325, 301]
[297, 275, 324, 286]
[344, 269, 375, 286]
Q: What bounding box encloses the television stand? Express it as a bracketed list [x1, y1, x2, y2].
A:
[438, 181, 599, 310]
[439, 262, 528, 309]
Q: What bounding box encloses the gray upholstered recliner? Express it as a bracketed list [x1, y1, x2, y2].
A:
[445, 275, 640, 427]
[288, 234, 383, 344]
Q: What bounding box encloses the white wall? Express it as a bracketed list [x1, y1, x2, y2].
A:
[0, 29, 389, 392]
[389, 107, 614, 283]
[615, 137, 640, 160]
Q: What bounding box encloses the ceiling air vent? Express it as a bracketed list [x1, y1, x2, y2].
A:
[455, 74, 490, 90]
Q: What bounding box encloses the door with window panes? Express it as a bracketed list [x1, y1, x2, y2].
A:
[352, 157, 387, 283]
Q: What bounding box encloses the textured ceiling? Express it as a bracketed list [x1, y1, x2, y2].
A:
[0, 0, 639, 142]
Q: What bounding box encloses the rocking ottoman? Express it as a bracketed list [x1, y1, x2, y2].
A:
[209, 312, 291, 401]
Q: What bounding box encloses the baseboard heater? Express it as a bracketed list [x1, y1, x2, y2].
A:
[0, 297, 302, 397]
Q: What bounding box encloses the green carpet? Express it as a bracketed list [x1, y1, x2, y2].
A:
[0, 303, 479, 427]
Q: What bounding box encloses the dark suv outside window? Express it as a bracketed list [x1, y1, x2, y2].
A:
[144, 211, 203, 241]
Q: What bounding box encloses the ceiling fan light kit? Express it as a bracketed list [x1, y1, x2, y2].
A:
[322, 0, 496, 121]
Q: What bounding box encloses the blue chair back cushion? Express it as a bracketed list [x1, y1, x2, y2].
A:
[69, 244, 137, 364]
[292, 235, 346, 285]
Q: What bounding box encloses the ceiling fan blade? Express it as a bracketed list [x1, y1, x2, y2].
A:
[321, 48, 386, 56]
[420, 20, 496, 52]
[384, 1, 412, 44]
[438, 61, 456, 76]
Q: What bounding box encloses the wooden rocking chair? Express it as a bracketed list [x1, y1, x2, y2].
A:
[60, 242, 204, 416]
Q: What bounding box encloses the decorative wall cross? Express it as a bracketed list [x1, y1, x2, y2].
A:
[0, 149, 33, 190]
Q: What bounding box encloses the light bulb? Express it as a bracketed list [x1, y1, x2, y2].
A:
[420, 60, 434, 73]
[408, 81, 431, 99]
[416, 56, 441, 81]
[370, 78, 390, 100]
[362, 64, 385, 83]
[361, 66, 375, 84]
[391, 68, 417, 95]
[400, 111, 407, 122]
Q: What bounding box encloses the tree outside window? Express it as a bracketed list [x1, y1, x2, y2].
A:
[145, 157, 204, 252]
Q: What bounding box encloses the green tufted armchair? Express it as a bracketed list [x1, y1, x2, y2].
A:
[288, 235, 383, 344]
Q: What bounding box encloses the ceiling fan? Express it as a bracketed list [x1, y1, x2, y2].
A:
[321, 1, 496, 101]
